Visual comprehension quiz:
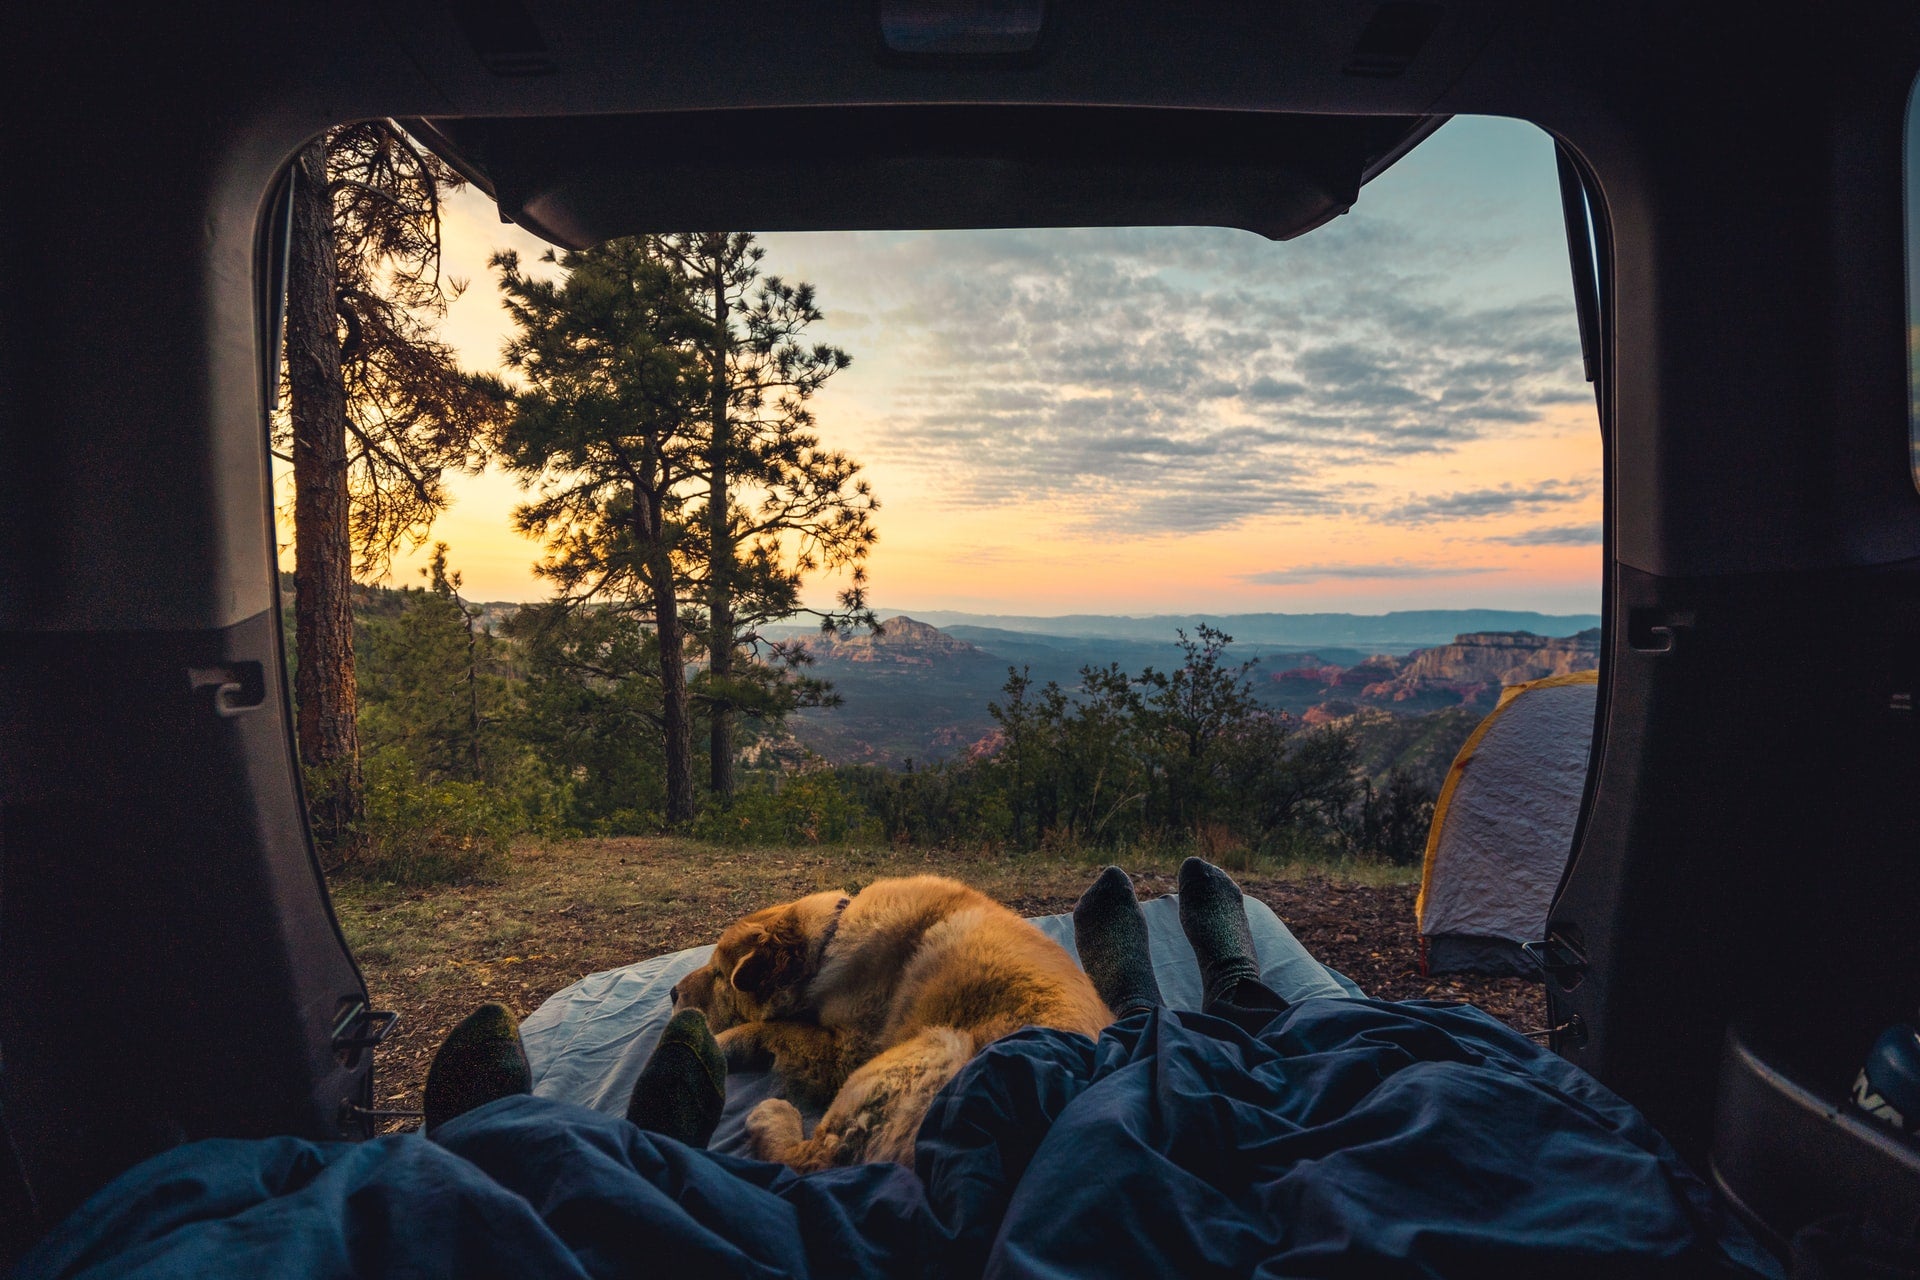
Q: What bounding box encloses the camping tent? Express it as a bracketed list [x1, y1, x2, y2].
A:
[1417, 671, 1598, 977]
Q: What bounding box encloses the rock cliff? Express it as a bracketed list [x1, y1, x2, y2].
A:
[802, 615, 988, 666]
[1396, 630, 1600, 687]
[1269, 629, 1599, 717]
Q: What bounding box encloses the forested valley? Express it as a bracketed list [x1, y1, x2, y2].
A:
[289, 564, 1443, 883]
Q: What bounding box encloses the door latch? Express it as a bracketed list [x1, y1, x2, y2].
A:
[332, 1000, 399, 1067]
[186, 662, 266, 716]
[1626, 609, 1693, 656]
[1522, 928, 1589, 988]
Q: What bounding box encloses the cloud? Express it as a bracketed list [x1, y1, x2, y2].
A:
[762, 131, 1592, 540]
[1488, 522, 1604, 545]
[1238, 561, 1497, 586]
[1243, 375, 1306, 401]
[831, 223, 1587, 534]
[1379, 481, 1590, 524]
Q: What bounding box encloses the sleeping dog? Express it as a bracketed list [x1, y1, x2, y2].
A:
[670, 874, 1112, 1171]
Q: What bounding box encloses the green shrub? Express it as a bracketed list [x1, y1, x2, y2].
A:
[349, 749, 515, 884]
[1259, 824, 1347, 866]
[1195, 820, 1258, 872]
[837, 760, 1013, 848]
[590, 807, 662, 837]
[693, 773, 880, 847]
[487, 749, 579, 840]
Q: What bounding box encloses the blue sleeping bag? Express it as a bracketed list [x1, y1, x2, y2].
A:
[17, 1000, 1781, 1279]
[516, 893, 1362, 1155]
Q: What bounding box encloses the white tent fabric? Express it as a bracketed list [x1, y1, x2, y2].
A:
[1417, 671, 1597, 976]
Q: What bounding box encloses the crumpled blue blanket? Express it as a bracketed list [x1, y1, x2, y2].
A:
[16, 1000, 1782, 1279]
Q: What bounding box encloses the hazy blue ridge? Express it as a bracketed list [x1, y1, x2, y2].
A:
[863, 609, 1602, 648]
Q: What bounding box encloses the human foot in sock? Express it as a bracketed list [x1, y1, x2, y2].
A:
[1073, 866, 1165, 1018]
[626, 1008, 727, 1148]
[423, 1002, 532, 1135]
[1177, 857, 1264, 1008]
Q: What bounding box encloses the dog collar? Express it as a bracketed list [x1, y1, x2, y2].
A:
[814, 895, 852, 963]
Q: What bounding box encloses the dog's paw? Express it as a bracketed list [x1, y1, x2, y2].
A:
[715, 1024, 773, 1070]
[744, 1097, 806, 1162]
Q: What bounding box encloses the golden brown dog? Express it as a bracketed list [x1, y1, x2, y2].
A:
[670, 874, 1112, 1171]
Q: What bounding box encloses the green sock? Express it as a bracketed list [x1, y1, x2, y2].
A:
[627, 1009, 727, 1148]
[423, 1003, 531, 1135]
[1177, 857, 1261, 1007]
[1073, 866, 1164, 1017]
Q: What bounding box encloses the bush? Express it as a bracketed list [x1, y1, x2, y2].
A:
[1195, 820, 1257, 872]
[589, 807, 662, 837]
[693, 772, 880, 847]
[838, 761, 1012, 848]
[1340, 767, 1436, 865]
[348, 749, 515, 884]
[486, 749, 579, 840]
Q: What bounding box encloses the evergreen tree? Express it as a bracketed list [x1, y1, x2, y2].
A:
[1056, 663, 1149, 843]
[358, 544, 512, 784]
[653, 233, 878, 800]
[986, 667, 1065, 845]
[281, 122, 507, 861]
[491, 241, 705, 823]
[1136, 626, 1262, 833]
[974, 628, 1375, 856]
[1219, 711, 1362, 849]
[1343, 766, 1434, 864]
[501, 602, 670, 831]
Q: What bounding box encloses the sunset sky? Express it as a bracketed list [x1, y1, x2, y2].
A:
[278, 115, 1601, 616]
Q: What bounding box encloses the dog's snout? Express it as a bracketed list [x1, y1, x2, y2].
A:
[668, 982, 679, 1004]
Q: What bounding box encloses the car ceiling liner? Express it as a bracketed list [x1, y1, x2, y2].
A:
[406, 107, 1448, 248]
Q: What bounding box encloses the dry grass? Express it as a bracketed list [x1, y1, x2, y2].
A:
[329, 837, 1535, 1120]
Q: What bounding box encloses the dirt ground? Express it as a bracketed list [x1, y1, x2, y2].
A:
[331, 839, 1547, 1118]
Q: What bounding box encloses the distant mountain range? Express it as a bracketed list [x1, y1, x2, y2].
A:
[783, 615, 1600, 769]
[838, 609, 1602, 651]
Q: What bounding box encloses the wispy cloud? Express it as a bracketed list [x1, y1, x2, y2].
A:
[1488, 522, 1604, 546]
[1379, 481, 1590, 524]
[819, 214, 1585, 535]
[1238, 561, 1497, 586]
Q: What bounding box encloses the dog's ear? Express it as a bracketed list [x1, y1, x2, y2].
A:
[727, 918, 807, 998]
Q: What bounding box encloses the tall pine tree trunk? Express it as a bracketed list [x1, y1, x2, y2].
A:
[285, 136, 365, 862]
[705, 264, 736, 800]
[646, 534, 696, 824]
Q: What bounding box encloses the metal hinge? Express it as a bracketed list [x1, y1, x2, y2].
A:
[332, 1000, 399, 1067]
[1522, 929, 1589, 988]
[1520, 1014, 1589, 1048]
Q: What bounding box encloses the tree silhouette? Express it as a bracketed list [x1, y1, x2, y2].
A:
[652, 233, 878, 800]
[281, 121, 506, 861]
[1137, 626, 1262, 833]
[491, 241, 706, 823]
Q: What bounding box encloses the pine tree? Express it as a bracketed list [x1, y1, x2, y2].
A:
[652, 234, 878, 800]
[501, 602, 670, 831]
[1136, 626, 1262, 833]
[281, 122, 507, 862]
[358, 544, 507, 784]
[491, 241, 705, 824]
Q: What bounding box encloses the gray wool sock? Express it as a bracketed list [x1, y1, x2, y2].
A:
[423, 1003, 532, 1135]
[1177, 857, 1261, 1008]
[1072, 866, 1164, 1018]
[627, 1008, 727, 1148]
